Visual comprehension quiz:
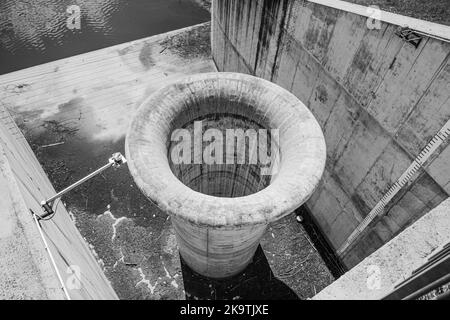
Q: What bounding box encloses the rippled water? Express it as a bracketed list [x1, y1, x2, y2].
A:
[0, 0, 210, 74]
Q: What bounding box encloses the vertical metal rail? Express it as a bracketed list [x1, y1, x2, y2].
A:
[31, 211, 71, 299]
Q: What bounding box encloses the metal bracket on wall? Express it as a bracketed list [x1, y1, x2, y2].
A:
[395, 26, 423, 48]
[38, 152, 127, 220]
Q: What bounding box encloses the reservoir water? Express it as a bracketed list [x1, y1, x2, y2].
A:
[0, 0, 210, 74]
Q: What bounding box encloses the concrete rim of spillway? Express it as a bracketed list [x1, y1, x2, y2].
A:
[125, 72, 326, 228]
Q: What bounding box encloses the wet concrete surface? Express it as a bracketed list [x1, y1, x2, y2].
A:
[6, 23, 333, 299]
[21, 120, 333, 299]
[181, 246, 299, 300]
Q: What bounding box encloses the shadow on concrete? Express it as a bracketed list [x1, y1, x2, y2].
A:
[180, 245, 300, 300]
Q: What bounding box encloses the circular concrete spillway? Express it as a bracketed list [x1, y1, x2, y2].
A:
[125, 72, 326, 278]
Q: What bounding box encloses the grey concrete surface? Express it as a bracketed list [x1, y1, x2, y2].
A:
[0, 139, 62, 299]
[0, 105, 117, 299]
[313, 197, 450, 300]
[212, 0, 450, 268]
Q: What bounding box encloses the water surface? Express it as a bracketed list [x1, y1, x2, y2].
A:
[0, 0, 210, 74]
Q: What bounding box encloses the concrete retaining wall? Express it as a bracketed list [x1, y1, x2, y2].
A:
[212, 0, 450, 267]
[313, 197, 450, 299]
[0, 105, 117, 299]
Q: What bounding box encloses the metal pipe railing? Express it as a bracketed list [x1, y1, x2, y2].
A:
[39, 152, 127, 219]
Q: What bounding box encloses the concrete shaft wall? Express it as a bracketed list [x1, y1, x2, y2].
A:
[173, 217, 266, 278]
[0, 105, 117, 299]
[212, 0, 450, 267]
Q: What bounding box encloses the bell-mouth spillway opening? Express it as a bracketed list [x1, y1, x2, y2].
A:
[126, 72, 326, 228]
[125, 72, 326, 278]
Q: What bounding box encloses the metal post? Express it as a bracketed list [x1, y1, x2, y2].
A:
[45, 162, 113, 204]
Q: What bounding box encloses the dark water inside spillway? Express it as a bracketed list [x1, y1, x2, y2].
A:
[0, 0, 209, 74]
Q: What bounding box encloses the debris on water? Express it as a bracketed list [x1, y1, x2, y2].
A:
[159, 23, 210, 60]
[39, 141, 65, 148]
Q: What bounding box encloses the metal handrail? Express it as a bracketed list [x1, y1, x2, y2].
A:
[38, 152, 127, 220]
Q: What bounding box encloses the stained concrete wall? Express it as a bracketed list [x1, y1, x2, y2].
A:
[0, 105, 117, 299]
[212, 0, 450, 267]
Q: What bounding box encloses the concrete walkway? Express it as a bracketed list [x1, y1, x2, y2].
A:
[314, 197, 450, 299]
